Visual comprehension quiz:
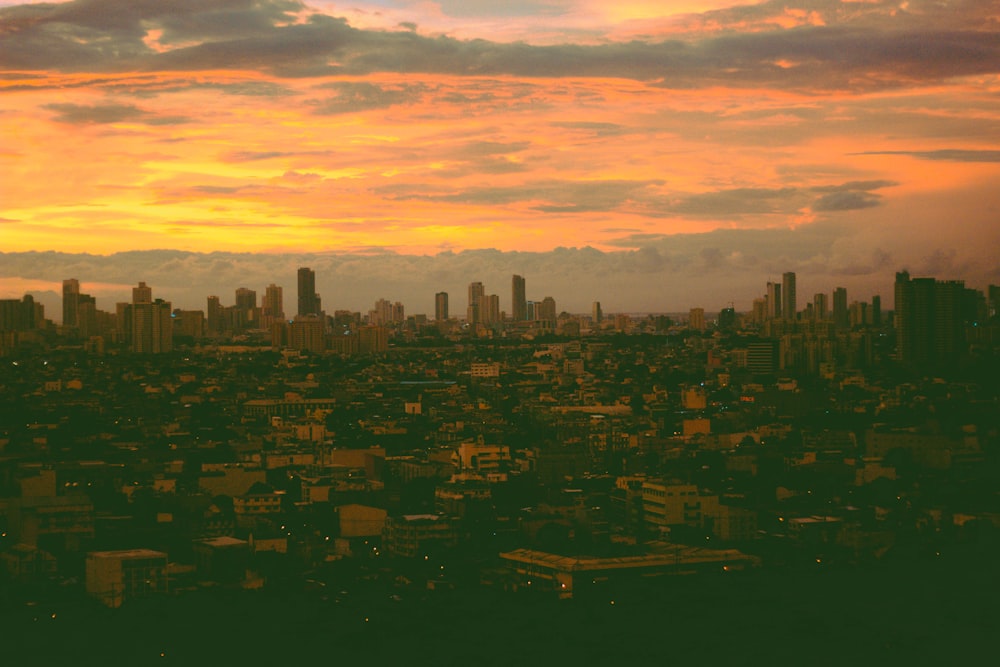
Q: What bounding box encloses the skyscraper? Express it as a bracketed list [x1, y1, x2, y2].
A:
[297, 267, 319, 317]
[833, 287, 848, 330]
[592, 301, 603, 324]
[62, 278, 80, 327]
[129, 282, 171, 354]
[766, 281, 782, 320]
[895, 271, 967, 369]
[782, 272, 796, 321]
[689, 307, 705, 331]
[482, 294, 500, 325]
[435, 292, 449, 321]
[262, 284, 284, 328]
[511, 275, 527, 322]
[467, 281, 484, 325]
[537, 296, 557, 324]
[813, 293, 828, 321]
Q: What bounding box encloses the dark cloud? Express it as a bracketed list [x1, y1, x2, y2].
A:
[2, 0, 998, 91]
[811, 180, 897, 193]
[812, 190, 882, 211]
[43, 102, 190, 125]
[381, 179, 663, 213]
[853, 149, 1000, 163]
[664, 187, 803, 217]
[311, 81, 429, 114]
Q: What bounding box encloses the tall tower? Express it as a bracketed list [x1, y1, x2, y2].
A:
[689, 307, 706, 331]
[262, 284, 284, 328]
[467, 281, 484, 325]
[297, 267, 318, 317]
[813, 293, 829, 321]
[482, 294, 500, 325]
[781, 272, 796, 321]
[833, 287, 848, 330]
[766, 281, 782, 320]
[511, 275, 527, 322]
[592, 301, 603, 324]
[435, 292, 449, 321]
[129, 282, 171, 353]
[62, 278, 80, 327]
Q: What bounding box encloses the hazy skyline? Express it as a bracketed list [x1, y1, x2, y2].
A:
[2, 0, 999, 312]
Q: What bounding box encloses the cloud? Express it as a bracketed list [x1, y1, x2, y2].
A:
[381, 179, 663, 213]
[2, 0, 998, 91]
[853, 149, 1000, 163]
[311, 81, 429, 114]
[812, 190, 882, 211]
[810, 180, 895, 211]
[43, 102, 190, 125]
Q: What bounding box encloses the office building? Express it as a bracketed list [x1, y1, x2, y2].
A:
[62, 278, 80, 327]
[813, 293, 828, 321]
[592, 301, 603, 324]
[833, 287, 848, 330]
[129, 282, 172, 354]
[689, 307, 705, 331]
[766, 281, 781, 320]
[482, 294, 501, 325]
[467, 281, 484, 325]
[537, 296, 557, 324]
[512, 275, 527, 322]
[782, 272, 796, 321]
[895, 271, 967, 369]
[298, 267, 320, 317]
[262, 283, 284, 328]
[435, 292, 449, 321]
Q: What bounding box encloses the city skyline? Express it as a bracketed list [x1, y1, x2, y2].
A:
[3, 260, 997, 324]
[2, 0, 999, 312]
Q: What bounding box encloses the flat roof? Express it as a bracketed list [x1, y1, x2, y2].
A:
[500, 545, 758, 573]
[88, 549, 167, 560]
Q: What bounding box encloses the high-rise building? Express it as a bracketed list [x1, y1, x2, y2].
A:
[766, 281, 782, 320]
[751, 297, 767, 325]
[537, 296, 557, 324]
[206, 296, 223, 335]
[592, 301, 603, 324]
[782, 272, 796, 321]
[0, 295, 37, 332]
[482, 294, 501, 325]
[895, 271, 967, 369]
[63, 279, 80, 327]
[289, 315, 325, 354]
[813, 293, 828, 321]
[689, 308, 706, 331]
[871, 295, 882, 328]
[467, 281, 484, 325]
[511, 275, 527, 322]
[833, 287, 848, 330]
[718, 306, 736, 331]
[262, 284, 284, 328]
[129, 282, 171, 354]
[298, 267, 319, 317]
[435, 292, 449, 321]
[235, 287, 256, 311]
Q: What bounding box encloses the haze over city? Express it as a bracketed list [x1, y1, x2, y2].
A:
[2, 0, 999, 311]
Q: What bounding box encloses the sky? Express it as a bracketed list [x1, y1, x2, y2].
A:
[1, 0, 999, 318]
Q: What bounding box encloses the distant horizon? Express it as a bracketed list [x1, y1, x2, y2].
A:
[3, 248, 995, 325]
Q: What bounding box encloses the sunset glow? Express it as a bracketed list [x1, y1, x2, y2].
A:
[2, 0, 999, 311]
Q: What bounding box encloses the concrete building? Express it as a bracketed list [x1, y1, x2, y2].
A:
[85, 549, 168, 608]
[382, 514, 457, 557]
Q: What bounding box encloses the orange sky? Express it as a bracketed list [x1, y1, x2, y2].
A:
[1, 0, 999, 311]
